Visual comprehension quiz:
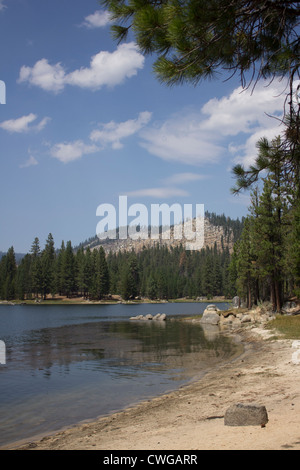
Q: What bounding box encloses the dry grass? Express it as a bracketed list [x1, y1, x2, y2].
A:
[266, 315, 300, 339]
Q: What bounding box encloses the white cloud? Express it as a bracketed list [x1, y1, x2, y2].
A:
[126, 187, 189, 199]
[18, 43, 145, 93]
[230, 124, 282, 167]
[124, 172, 207, 199]
[200, 80, 284, 136]
[90, 111, 152, 149]
[19, 155, 38, 168]
[140, 78, 287, 168]
[50, 140, 99, 164]
[18, 59, 66, 93]
[35, 117, 51, 132]
[0, 113, 50, 133]
[82, 10, 112, 29]
[0, 1, 6, 12]
[49, 112, 151, 164]
[163, 173, 208, 185]
[66, 43, 144, 90]
[140, 114, 223, 166]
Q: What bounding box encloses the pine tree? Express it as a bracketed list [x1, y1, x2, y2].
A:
[83, 247, 94, 298]
[16, 254, 32, 300]
[76, 246, 86, 296]
[104, 0, 299, 102]
[41, 233, 56, 299]
[235, 217, 255, 309]
[254, 177, 286, 311]
[202, 251, 214, 299]
[0, 247, 17, 300]
[288, 199, 300, 297]
[55, 241, 65, 296]
[92, 247, 109, 300]
[30, 237, 42, 298]
[147, 275, 158, 300]
[61, 241, 76, 298]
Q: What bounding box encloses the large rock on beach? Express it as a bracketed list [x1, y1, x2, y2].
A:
[224, 403, 269, 427]
[200, 304, 221, 325]
[232, 296, 240, 308]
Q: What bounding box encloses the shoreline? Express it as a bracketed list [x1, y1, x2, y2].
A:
[4, 325, 300, 451]
[0, 297, 232, 306]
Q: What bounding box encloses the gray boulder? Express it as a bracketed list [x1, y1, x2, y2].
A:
[200, 304, 221, 325]
[224, 403, 268, 427]
[240, 314, 252, 323]
[200, 312, 220, 325]
[157, 313, 167, 321]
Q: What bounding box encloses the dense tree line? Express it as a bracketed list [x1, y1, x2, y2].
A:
[230, 136, 300, 312]
[0, 235, 236, 302]
[0, 235, 110, 302]
[108, 243, 235, 300]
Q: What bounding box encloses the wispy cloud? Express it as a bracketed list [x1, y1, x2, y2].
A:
[49, 112, 151, 163]
[18, 43, 145, 93]
[81, 10, 112, 29]
[19, 155, 39, 168]
[163, 173, 208, 185]
[125, 187, 189, 199]
[90, 111, 152, 149]
[0, 114, 50, 133]
[139, 78, 287, 168]
[49, 140, 99, 164]
[0, 1, 6, 12]
[125, 172, 206, 199]
[140, 113, 224, 166]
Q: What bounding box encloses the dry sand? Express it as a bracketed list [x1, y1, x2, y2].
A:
[5, 326, 300, 451]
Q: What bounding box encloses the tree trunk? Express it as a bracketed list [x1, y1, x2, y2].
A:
[247, 274, 252, 309]
[270, 280, 276, 312]
[274, 279, 282, 313]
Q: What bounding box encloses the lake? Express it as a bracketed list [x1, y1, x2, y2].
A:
[0, 302, 242, 448]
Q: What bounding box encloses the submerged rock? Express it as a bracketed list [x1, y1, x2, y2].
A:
[130, 313, 167, 321]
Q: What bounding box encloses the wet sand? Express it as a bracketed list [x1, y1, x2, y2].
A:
[4, 325, 300, 451]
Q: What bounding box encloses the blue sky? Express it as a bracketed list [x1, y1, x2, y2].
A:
[0, 0, 287, 253]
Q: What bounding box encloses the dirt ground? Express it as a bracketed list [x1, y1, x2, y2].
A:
[5, 325, 300, 451]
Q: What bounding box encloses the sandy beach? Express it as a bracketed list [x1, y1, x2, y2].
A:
[5, 324, 299, 451]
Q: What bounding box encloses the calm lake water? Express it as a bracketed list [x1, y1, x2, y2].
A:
[0, 302, 242, 448]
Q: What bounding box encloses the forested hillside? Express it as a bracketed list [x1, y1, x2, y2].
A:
[0, 213, 242, 302]
[1, 196, 298, 309]
[78, 211, 244, 254]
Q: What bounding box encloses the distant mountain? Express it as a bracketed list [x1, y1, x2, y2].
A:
[78, 211, 244, 254]
[0, 251, 26, 264]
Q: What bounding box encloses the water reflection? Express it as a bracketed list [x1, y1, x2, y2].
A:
[5, 319, 240, 381]
[0, 304, 241, 448]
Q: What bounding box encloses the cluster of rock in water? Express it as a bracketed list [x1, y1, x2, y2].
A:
[200, 303, 277, 327]
[129, 313, 167, 321]
[129, 298, 299, 326]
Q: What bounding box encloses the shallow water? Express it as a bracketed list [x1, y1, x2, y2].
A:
[0, 302, 242, 447]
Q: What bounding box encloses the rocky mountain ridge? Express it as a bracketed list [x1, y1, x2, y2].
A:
[82, 214, 243, 254]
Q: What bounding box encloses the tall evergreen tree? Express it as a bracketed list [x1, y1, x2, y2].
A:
[55, 241, 65, 296]
[0, 247, 17, 300]
[61, 241, 76, 298]
[30, 237, 42, 298]
[92, 247, 110, 300]
[41, 233, 56, 299]
[235, 217, 255, 309]
[16, 254, 32, 300]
